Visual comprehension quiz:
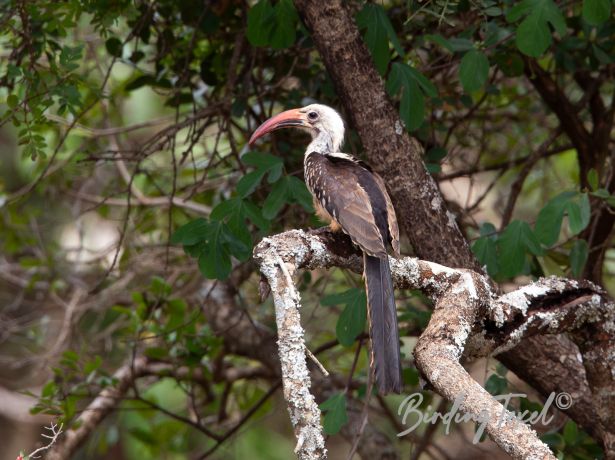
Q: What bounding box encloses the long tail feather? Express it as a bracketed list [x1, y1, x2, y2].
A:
[364, 253, 402, 394]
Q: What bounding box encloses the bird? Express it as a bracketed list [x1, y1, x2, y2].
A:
[249, 103, 403, 394]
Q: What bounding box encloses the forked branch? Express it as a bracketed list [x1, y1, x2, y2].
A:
[253, 228, 615, 460]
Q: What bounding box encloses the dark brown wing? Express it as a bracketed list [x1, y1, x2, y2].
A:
[372, 171, 400, 256]
[304, 153, 397, 257]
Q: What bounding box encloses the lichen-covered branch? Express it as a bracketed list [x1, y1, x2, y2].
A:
[253, 233, 331, 460]
[253, 228, 615, 459]
[290, 0, 609, 445]
[413, 271, 555, 459]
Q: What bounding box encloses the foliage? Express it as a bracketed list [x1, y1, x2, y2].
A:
[321, 288, 367, 347]
[319, 392, 348, 435]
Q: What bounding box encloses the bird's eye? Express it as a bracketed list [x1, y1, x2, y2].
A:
[307, 111, 319, 121]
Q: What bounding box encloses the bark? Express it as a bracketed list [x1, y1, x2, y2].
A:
[523, 59, 594, 183]
[46, 356, 149, 460]
[291, 0, 615, 452]
[253, 235, 328, 460]
[293, 0, 480, 272]
[253, 229, 615, 459]
[524, 60, 615, 284]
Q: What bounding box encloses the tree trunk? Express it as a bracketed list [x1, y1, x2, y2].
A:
[292, 0, 606, 446]
[294, 0, 479, 272]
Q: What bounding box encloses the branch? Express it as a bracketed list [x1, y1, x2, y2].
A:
[253, 229, 615, 459]
[413, 270, 554, 459]
[26, 422, 63, 459]
[293, 0, 481, 272]
[290, 0, 607, 427]
[253, 235, 329, 460]
[500, 129, 562, 228]
[45, 356, 149, 460]
[523, 58, 594, 180]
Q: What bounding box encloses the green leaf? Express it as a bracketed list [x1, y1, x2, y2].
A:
[287, 176, 314, 212]
[84, 355, 102, 374]
[587, 168, 599, 191]
[424, 34, 454, 52]
[592, 44, 613, 64]
[171, 214, 251, 279]
[150, 276, 171, 298]
[459, 50, 490, 92]
[583, 0, 611, 25]
[562, 420, 579, 446]
[534, 192, 575, 246]
[522, 225, 544, 256]
[569, 239, 588, 277]
[170, 218, 209, 245]
[472, 236, 499, 276]
[321, 289, 359, 306]
[225, 216, 252, 261]
[400, 78, 424, 131]
[322, 288, 367, 346]
[426, 146, 447, 162]
[565, 202, 584, 235]
[493, 52, 525, 77]
[166, 298, 187, 330]
[541, 432, 565, 450]
[538, 254, 565, 277]
[534, 191, 589, 245]
[243, 200, 270, 230]
[485, 374, 508, 395]
[197, 221, 232, 280]
[498, 220, 542, 277]
[566, 193, 590, 235]
[516, 12, 551, 57]
[510, 0, 566, 57]
[387, 62, 437, 101]
[144, 347, 168, 359]
[105, 37, 123, 57]
[479, 222, 498, 237]
[320, 393, 348, 435]
[405, 66, 438, 98]
[210, 197, 244, 221]
[7, 94, 18, 109]
[506, 1, 534, 22]
[236, 169, 272, 198]
[270, 0, 298, 49]
[592, 188, 610, 199]
[210, 198, 254, 261]
[262, 177, 290, 219]
[41, 381, 57, 398]
[448, 37, 475, 51]
[247, 0, 275, 47]
[425, 146, 446, 173]
[356, 4, 403, 75]
[129, 427, 158, 446]
[239, 152, 284, 195]
[357, 5, 389, 74]
[242, 151, 281, 167]
[336, 291, 367, 347]
[606, 196, 615, 208]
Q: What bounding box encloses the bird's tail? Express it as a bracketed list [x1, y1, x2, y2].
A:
[364, 253, 402, 394]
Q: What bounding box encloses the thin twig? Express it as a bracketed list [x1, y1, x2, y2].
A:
[27, 422, 64, 458]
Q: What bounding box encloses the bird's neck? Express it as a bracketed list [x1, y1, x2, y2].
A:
[306, 130, 336, 155]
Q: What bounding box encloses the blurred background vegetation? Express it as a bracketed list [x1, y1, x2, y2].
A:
[0, 0, 613, 458]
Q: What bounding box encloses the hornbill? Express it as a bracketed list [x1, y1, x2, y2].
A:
[249, 104, 402, 394]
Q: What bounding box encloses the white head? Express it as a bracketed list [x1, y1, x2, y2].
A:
[249, 103, 345, 152]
